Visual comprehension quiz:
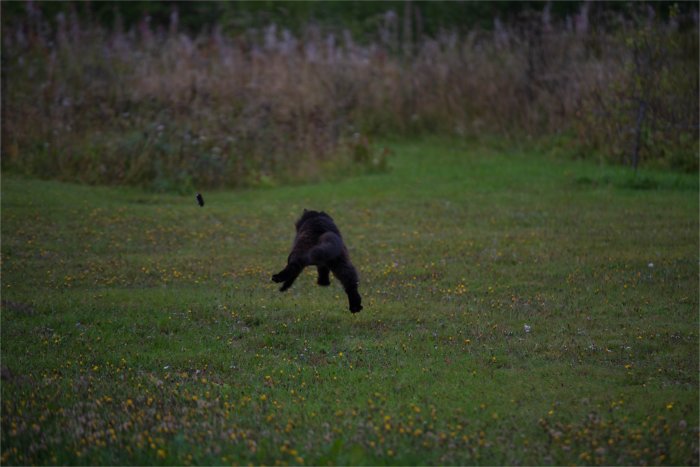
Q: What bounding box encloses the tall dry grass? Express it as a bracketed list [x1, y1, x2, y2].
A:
[2, 4, 697, 190]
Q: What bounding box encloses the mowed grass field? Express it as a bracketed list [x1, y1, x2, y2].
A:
[1, 138, 698, 465]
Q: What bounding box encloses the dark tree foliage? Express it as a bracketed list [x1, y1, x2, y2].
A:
[3, 1, 694, 39]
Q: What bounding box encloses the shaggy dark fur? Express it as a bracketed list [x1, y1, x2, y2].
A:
[272, 209, 363, 313]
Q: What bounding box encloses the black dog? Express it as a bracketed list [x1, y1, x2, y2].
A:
[272, 210, 363, 313]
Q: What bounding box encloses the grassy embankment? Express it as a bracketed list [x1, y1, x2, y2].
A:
[2, 138, 698, 465]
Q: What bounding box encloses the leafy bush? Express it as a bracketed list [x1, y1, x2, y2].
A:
[574, 5, 698, 172]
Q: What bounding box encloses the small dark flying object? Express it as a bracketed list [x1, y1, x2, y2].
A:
[196, 193, 204, 207]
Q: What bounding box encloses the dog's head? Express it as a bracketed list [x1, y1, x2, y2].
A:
[295, 209, 331, 231]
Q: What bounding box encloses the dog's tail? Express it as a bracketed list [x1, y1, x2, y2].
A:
[308, 232, 343, 265]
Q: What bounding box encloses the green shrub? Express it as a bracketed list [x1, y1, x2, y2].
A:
[574, 5, 698, 172]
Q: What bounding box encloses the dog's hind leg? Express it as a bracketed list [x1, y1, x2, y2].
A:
[317, 266, 331, 286]
[330, 259, 363, 313]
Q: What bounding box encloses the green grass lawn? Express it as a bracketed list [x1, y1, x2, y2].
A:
[2, 138, 698, 465]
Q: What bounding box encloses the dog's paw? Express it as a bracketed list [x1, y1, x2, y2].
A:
[279, 282, 292, 292]
[272, 273, 285, 283]
[349, 304, 363, 313]
[317, 277, 331, 286]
